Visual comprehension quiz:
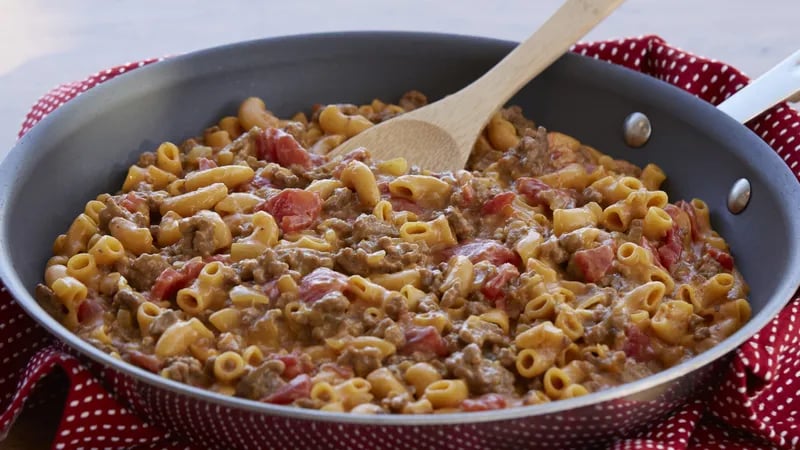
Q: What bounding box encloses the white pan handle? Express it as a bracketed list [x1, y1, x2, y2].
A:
[717, 49, 800, 123]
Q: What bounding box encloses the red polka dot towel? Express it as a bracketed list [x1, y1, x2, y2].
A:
[2, 35, 800, 450]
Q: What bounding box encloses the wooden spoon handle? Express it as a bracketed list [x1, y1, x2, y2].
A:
[449, 0, 626, 124]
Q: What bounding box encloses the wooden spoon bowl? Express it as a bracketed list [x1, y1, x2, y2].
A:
[329, 0, 626, 172]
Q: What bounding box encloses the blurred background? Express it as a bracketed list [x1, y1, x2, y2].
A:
[0, 0, 798, 157]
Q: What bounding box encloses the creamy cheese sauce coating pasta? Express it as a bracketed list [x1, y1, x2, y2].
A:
[37, 91, 750, 413]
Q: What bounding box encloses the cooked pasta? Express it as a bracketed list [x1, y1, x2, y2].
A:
[37, 90, 750, 414]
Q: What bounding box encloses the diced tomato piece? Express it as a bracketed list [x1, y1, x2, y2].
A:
[516, 177, 576, 210]
[256, 128, 320, 169]
[657, 224, 683, 271]
[707, 247, 734, 271]
[150, 259, 205, 301]
[516, 177, 551, 206]
[319, 363, 354, 380]
[77, 298, 104, 325]
[261, 374, 311, 405]
[389, 197, 425, 216]
[120, 192, 147, 214]
[658, 243, 682, 271]
[150, 269, 182, 301]
[639, 237, 664, 269]
[299, 268, 348, 304]
[481, 263, 519, 308]
[181, 259, 205, 279]
[571, 245, 614, 283]
[127, 351, 162, 373]
[446, 240, 521, 267]
[461, 394, 507, 412]
[663, 204, 682, 221]
[481, 192, 516, 216]
[623, 324, 655, 362]
[676, 200, 701, 241]
[197, 157, 218, 170]
[273, 354, 313, 379]
[402, 325, 449, 357]
[256, 189, 322, 233]
[663, 204, 692, 238]
[282, 215, 312, 231]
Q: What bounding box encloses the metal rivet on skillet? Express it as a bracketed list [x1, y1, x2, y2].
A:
[622, 112, 652, 148]
[727, 178, 751, 214]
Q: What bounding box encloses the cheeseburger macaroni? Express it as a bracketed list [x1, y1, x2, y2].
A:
[37, 91, 750, 413]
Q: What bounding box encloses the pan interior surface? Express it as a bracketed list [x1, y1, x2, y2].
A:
[1, 32, 799, 425]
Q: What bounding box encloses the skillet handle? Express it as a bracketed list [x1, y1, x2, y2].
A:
[717, 49, 800, 123]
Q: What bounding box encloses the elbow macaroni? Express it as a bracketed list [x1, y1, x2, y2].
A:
[399, 214, 456, 248]
[36, 92, 751, 414]
[388, 175, 451, 209]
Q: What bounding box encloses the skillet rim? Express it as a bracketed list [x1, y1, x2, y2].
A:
[1, 30, 799, 426]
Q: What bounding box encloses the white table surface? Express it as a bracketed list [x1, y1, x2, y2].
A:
[0, 0, 799, 161]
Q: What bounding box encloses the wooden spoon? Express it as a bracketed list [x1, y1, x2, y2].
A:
[329, 0, 626, 172]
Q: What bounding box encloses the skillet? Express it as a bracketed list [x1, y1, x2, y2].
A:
[1, 32, 799, 449]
